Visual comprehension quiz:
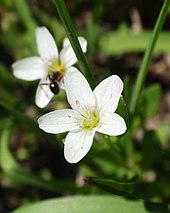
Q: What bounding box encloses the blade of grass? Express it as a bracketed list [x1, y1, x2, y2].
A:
[52, 0, 95, 88]
[129, 0, 170, 115]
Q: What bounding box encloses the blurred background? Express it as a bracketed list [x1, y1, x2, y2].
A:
[0, 0, 170, 212]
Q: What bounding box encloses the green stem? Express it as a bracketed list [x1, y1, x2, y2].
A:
[52, 0, 95, 88]
[129, 0, 170, 115]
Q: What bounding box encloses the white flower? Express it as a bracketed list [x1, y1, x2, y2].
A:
[12, 26, 87, 108]
[38, 69, 127, 163]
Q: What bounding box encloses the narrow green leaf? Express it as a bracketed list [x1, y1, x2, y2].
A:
[130, 0, 170, 115]
[87, 178, 134, 196]
[52, 0, 96, 88]
[87, 177, 170, 202]
[100, 29, 170, 55]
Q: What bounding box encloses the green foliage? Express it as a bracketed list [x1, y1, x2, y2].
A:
[157, 122, 170, 144]
[100, 26, 170, 55]
[1, 0, 170, 212]
[87, 177, 170, 207]
[116, 96, 129, 128]
[87, 178, 134, 195]
[142, 84, 161, 119]
[11, 195, 152, 213]
[0, 125, 85, 193]
[141, 131, 162, 169]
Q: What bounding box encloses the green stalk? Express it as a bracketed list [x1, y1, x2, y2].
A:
[129, 0, 170, 115]
[52, 0, 95, 88]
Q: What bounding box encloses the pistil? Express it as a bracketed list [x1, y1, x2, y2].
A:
[81, 110, 100, 130]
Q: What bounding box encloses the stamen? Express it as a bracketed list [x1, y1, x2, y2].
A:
[88, 115, 92, 120]
[48, 59, 66, 82]
[90, 106, 96, 110]
[81, 109, 100, 131]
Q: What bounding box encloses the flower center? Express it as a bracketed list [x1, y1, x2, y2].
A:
[48, 59, 66, 81]
[81, 110, 100, 131]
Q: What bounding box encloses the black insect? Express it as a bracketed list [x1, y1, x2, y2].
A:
[48, 72, 63, 95]
[40, 72, 63, 95]
[49, 81, 59, 94]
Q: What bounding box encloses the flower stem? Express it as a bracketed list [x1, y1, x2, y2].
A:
[129, 0, 170, 115]
[52, 0, 96, 88]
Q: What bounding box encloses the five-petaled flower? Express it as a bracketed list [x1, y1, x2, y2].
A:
[12, 26, 87, 108]
[38, 69, 127, 163]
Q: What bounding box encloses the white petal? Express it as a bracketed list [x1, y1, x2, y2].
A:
[38, 109, 80, 134]
[35, 77, 54, 108]
[36, 26, 58, 61]
[64, 69, 95, 111]
[60, 66, 79, 90]
[64, 130, 95, 163]
[12, 57, 45, 80]
[62, 37, 70, 48]
[60, 37, 87, 67]
[94, 75, 123, 113]
[97, 112, 127, 136]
